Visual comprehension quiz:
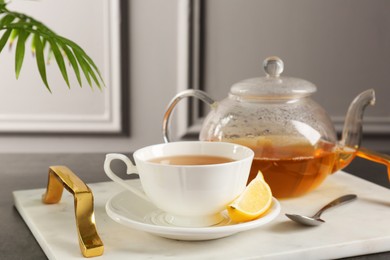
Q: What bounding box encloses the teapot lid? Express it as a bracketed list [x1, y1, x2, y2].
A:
[230, 56, 317, 99]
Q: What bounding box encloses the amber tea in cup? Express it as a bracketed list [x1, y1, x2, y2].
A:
[148, 155, 235, 165]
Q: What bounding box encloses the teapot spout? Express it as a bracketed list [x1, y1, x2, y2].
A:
[340, 89, 376, 149]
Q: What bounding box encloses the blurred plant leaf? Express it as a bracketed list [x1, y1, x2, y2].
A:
[34, 33, 50, 92]
[0, 14, 15, 27]
[73, 48, 92, 87]
[60, 42, 82, 87]
[49, 38, 69, 87]
[0, 3, 104, 91]
[15, 29, 28, 79]
[0, 28, 10, 52]
[60, 37, 104, 89]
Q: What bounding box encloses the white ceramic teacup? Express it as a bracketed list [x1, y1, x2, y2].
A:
[104, 141, 254, 227]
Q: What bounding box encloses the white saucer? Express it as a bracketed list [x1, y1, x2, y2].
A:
[106, 190, 281, 241]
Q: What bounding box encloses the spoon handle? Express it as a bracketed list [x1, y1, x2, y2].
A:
[312, 194, 357, 219]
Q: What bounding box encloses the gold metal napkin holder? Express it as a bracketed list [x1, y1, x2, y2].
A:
[42, 166, 104, 258]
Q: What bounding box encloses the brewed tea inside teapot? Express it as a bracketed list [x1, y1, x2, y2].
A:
[163, 56, 383, 198]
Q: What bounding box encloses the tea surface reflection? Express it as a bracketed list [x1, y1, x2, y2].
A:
[148, 155, 234, 165]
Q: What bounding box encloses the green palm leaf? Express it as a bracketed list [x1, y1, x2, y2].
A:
[15, 30, 28, 79]
[59, 37, 105, 86]
[34, 33, 50, 92]
[73, 48, 101, 90]
[73, 48, 92, 87]
[60, 42, 82, 87]
[0, 28, 11, 52]
[0, 4, 104, 91]
[8, 27, 18, 48]
[0, 14, 15, 27]
[49, 39, 69, 88]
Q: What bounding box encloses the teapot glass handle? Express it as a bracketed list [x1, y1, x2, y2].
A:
[163, 89, 216, 143]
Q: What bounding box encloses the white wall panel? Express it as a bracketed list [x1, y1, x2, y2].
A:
[0, 0, 121, 133]
[0, 0, 180, 152]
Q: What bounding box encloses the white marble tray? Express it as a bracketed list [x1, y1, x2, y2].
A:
[13, 172, 390, 260]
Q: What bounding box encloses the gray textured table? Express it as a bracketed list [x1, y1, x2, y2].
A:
[0, 153, 389, 259]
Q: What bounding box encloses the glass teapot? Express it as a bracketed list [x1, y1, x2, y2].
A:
[163, 56, 388, 198]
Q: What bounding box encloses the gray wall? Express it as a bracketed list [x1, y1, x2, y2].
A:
[201, 0, 390, 152]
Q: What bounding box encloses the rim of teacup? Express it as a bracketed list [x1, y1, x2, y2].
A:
[132, 141, 254, 168]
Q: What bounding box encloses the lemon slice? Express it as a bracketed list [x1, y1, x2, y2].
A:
[227, 171, 272, 222]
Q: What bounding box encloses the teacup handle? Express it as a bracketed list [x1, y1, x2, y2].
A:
[104, 153, 149, 201]
[162, 89, 216, 143]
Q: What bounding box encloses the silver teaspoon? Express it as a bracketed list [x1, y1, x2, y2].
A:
[285, 194, 357, 226]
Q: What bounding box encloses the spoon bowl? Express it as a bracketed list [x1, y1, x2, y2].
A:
[285, 194, 357, 226]
[285, 213, 325, 226]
